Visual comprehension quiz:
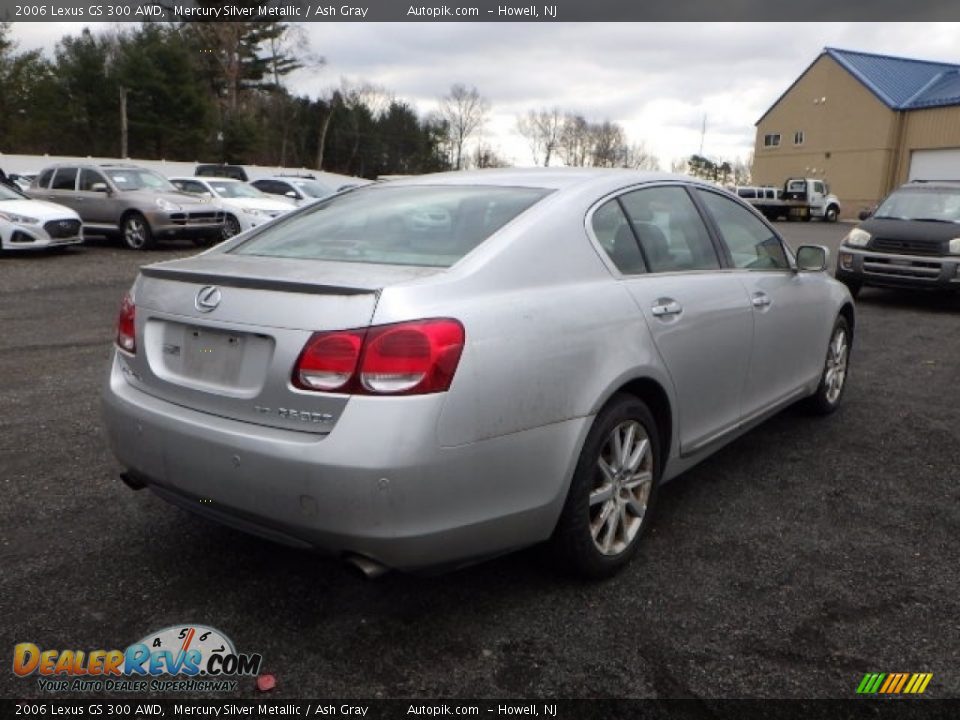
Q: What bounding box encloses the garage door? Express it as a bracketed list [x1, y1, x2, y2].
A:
[909, 148, 960, 181]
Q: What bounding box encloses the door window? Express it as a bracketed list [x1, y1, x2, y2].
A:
[697, 190, 789, 271]
[37, 169, 54, 188]
[51, 168, 78, 191]
[813, 182, 825, 194]
[618, 187, 720, 273]
[78, 169, 107, 192]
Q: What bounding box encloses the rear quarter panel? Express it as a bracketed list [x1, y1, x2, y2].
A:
[369, 192, 674, 450]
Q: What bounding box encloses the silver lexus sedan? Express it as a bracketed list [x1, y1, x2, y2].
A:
[102, 169, 854, 578]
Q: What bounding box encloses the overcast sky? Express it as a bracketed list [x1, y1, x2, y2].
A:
[9, 22, 960, 168]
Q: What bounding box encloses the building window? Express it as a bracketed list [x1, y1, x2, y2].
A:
[794, 131, 804, 145]
[763, 133, 781, 148]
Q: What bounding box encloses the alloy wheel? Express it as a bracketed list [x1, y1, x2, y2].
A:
[824, 326, 848, 404]
[124, 218, 146, 249]
[589, 420, 654, 556]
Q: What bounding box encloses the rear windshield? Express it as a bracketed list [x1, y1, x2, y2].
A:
[230, 185, 552, 267]
[874, 188, 960, 223]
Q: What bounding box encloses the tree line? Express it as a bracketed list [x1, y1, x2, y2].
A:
[0, 21, 449, 177]
[0, 21, 750, 180]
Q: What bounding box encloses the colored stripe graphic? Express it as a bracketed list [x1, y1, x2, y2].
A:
[857, 672, 932, 694]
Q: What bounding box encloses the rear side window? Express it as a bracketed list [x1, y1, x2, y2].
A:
[591, 199, 645, 275]
[232, 185, 551, 267]
[51, 168, 78, 191]
[737, 188, 756, 199]
[697, 190, 789, 271]
[618, 186, 720, 273]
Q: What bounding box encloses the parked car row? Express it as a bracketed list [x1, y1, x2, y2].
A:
[1, 162, 366, 253]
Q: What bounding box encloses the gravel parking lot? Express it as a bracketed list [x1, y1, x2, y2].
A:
[1, 223, 958, 700]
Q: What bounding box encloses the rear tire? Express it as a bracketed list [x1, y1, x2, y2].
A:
[804, 316, 851, 415]
[121, 212, 154, 251]
[553, 394, 660, 579]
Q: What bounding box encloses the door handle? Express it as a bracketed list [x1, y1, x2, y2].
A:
[651, 299, 683, 317]
[751, 292, 772, 308]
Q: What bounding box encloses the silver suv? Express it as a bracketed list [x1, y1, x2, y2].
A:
[29, 164, 225, 250]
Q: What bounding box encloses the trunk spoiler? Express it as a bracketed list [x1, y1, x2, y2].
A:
[140, 266, 375, 296]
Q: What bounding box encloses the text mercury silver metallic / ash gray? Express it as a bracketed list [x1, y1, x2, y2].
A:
[102, 169, 854, 578]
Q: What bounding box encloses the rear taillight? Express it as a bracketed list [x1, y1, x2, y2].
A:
[294, 329, 365, 391]
[116, 292, 136, 353]
[293, 318, 465, 395]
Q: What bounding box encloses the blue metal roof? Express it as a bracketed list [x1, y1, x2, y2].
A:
[824, 48, 960, 110]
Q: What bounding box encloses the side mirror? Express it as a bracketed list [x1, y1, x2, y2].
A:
[91, 182, 109, 193]
[796, 245, 828, 272]
[285, 190, 298, 199]
[858, 209, 872, 221]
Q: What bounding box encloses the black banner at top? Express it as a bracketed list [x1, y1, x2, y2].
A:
[1, 0, 960, 22]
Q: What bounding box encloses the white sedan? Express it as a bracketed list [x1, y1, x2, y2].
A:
[169, 176, 295, 240]
[0, 183, 83, 252]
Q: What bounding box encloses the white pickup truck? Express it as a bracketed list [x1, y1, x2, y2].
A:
[737, 178, 841, 222]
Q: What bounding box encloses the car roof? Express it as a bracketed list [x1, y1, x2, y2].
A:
[363, 168, 719, 195]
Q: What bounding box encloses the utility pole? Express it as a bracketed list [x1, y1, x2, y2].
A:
[120, 86, 129, 158]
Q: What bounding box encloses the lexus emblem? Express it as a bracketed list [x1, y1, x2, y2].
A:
[195, 285, 222, 313]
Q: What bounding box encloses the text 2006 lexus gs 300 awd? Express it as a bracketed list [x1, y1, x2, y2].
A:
[103, 169, 854, 578]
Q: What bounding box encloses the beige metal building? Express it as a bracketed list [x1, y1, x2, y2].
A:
[752, 48, 960, 218]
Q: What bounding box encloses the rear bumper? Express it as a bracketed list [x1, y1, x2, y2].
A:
[836, 247, 960, 290]
[102, 353, 587, 571]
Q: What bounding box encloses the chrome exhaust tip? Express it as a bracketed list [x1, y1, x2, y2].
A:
[343, 553, 390, 579]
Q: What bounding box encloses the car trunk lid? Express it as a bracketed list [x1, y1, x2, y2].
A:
[121, 255, 443, 433]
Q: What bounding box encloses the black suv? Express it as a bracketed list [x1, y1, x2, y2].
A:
[195, 164, 248, 182]
[836, 180, 960, 296]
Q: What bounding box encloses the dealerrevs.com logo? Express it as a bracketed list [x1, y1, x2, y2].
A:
[13, 624, 263, 692]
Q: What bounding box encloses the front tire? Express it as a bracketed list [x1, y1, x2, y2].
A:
[553, 394, 660, 579]
[220, 214, 242, 242]
[121, 212, 154, 251]
[805, 316, 851, 415]
[824, 205, 839, 222]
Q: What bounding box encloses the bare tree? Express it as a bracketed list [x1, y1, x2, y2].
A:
[587, 121, 626, 167]
[516, 107, 563, 166]
[558, 113, 590, 167]
[439, 83, 489, 170]
[670, 157, 688, 175]
[471, 141, 512, 169]
[620, 141, 661, 171]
